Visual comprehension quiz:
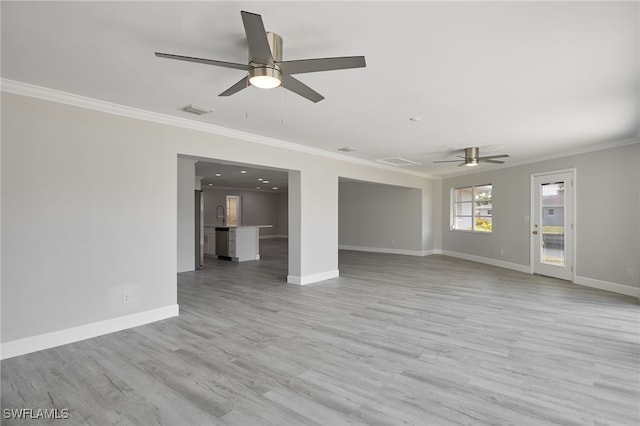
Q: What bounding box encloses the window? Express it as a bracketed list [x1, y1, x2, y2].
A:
[451, 184, 492, 232]
[548, 208, 555, 216]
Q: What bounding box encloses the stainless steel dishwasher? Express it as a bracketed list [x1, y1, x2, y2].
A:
[215, 227, 230, 259]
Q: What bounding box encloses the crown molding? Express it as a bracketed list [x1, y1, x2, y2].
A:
[1, 79, 431, 179]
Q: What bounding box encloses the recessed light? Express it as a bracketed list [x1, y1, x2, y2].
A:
[258, 178, 263, 181]
[262, 180, 270, 184]
[272, 187, 279, 190]
[208, 183, 213, 186]
[240, 170, 247, 174]
[256, 186, 261, 189]
[215, 173, 221, 177]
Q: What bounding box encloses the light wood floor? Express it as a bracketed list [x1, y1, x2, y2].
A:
[2, 239, 639, 425]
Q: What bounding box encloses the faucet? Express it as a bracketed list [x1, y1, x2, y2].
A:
[216, 205, 225, 224]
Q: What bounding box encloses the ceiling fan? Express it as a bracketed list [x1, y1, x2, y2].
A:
[155, 10, 366, 103]
[433, 147, 510, 167]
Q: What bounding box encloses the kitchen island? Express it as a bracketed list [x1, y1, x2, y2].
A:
[213, 225, 272, 262]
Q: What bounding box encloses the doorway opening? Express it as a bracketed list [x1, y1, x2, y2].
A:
[176, 157, 290, 279]
[225, 195, 241, 226]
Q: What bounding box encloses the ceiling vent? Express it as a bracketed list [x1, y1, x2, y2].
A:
[338, 147, 356, 152]
[180, 104, 213, 115]
[375, 157, 421, 167]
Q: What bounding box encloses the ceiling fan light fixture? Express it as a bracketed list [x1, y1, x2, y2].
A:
[464, 147, 479, 166]
[156, 13, 365, 102]
[248, 66, 282, 89]
[433, 146, 509, 167]
[464, 147, 479, 158]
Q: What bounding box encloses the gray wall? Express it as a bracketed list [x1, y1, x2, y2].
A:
[440, 143, 640, 290]
[2, 91, 434, 352]
[277, 192, 288, 237]
[202, 188, 288, 237]
[339, 180, 424, 254]
[1, 93, 178, 342]
[177, 158, 196, 272]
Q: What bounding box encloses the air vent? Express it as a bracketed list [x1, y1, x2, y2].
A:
[180, 104, 213, 115]
[338, 147, 356, 152]
[375, 157, 421, 167]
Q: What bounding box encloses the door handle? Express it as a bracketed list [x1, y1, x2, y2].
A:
[532, 230, 538, 235]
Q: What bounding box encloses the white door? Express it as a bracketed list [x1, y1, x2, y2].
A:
[531, 171, 574, 281]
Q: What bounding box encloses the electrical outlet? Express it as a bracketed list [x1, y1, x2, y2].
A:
[123, 291, 131, 304]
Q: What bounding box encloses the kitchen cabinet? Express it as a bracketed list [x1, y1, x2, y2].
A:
[204, 226, 216, 256]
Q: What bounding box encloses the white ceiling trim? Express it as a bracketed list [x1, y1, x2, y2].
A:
[1, 79, 431, 179]
[4, 78, 635, 181]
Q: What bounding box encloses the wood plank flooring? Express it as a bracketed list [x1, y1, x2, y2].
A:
[2, 239, 639, 425]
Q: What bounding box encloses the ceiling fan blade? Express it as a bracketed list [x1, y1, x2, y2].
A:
[219, 76, 249, 97]
[278, 56, 366, 75]
[241, 11, 274, 64]
[281, 75, 324, 103]
[155, 52, 249, 70]
[479, 159, 506, 164]
[433, 159, 464, 163]
[478, 154, 510, 160]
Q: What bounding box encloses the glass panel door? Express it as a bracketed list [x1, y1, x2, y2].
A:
[532, 171, 574, 281]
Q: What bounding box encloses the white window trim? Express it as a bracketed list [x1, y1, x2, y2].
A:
[450, 183, 493, 233]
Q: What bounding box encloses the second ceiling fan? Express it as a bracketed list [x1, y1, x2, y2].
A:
[433, 147, 510, 167]
[155, 10, 366, 103]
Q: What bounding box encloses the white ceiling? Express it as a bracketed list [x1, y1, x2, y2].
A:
[2, 1, 639, 178]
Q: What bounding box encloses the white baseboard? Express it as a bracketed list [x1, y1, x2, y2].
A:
[339, 245, 432, 257]
[288, 269, 340, 285]
[440, 250, 531, 274]
[1, 304, 179, 360]
[440, 251, 638, 299]
[574, 276, 640, 298]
